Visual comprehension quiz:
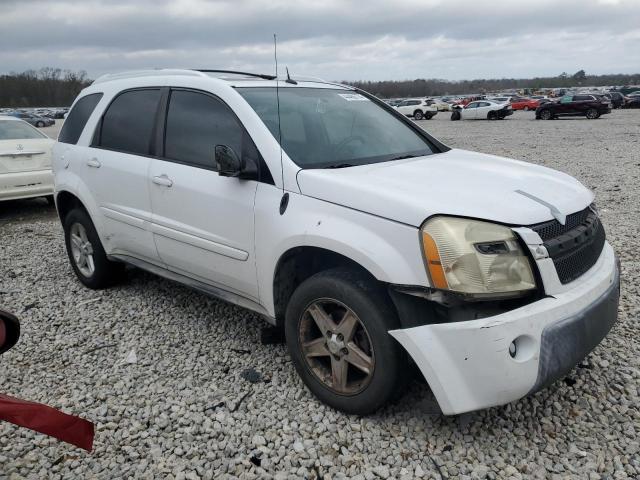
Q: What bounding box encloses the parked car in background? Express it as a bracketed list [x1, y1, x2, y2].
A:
[510, 97, 539, 111]
[535, 94, 611, 120]
[623, 96, 640, 109]
[487, 96, 511, 104]
[0, 116, 54, 203]
[52, 69, 619, 416]
[7, 112, 55, 128]
[395, 98, 438, 120]
[603, 92, 625, 109]
[430, 98, 453, 111]
[451, 100, 513, 120]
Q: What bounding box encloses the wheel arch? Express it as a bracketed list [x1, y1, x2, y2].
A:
[272, 246, 381, 328]
[55, 190, 89, 222]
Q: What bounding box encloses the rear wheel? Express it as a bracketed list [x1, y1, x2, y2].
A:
[539, 109, 553, 120]
[36, 121, 44, 128]
[285, 268, 406, 415]
[488, 111, 497, 120]
[413, 110, 424, 120]
[586, 108, 599, 119]
[63, 208, 124, 289]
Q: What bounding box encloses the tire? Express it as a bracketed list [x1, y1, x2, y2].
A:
[36, 121, 44, 128]
[488, 111, 497, 120]
[284, 268, 407, 415]
[413, 110, 424, 120]
[539, 109, 553, 120]
[451, 111, 461, 121]
[586, 108, 599, 119]
[63, 208, 124, 289]
[425, 113, 434, 120]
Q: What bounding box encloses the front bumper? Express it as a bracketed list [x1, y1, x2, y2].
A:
[389, 242, 619, 415]
[0, 169, 54, 201]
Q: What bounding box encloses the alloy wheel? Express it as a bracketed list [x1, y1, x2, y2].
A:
[298, 299, 375, 395]
[69, 223, 95, 277]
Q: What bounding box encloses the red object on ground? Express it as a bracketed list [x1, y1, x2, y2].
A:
[0, 394, 94, 451]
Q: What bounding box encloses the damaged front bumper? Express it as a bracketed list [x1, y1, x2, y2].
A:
[389, 242, 619, 415]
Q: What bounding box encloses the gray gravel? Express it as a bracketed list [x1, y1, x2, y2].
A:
[1, 110, 639, 479]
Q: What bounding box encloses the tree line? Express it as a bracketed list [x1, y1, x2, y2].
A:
[2, 68, 639, 107]
[345, 71, 640, 98]
[0, 68, 91, 108]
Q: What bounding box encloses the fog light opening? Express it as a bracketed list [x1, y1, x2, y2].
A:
[508, 335, 536, 363]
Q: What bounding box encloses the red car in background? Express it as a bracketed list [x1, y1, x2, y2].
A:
[510, 97, 539, 111]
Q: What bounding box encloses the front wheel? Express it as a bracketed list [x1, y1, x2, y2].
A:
[285, 268, 406, 415]
[451, 111, 461, 121]
[36, 121, 44, 128]
[63, 208, 124, 289]
[586, 108, 599, 119]
[539, 109, 553, 120]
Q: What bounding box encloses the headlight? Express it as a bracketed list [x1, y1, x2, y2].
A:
[421, 216, 536, 297]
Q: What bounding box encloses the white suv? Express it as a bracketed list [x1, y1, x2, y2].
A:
[394, 98, 438, 120]
[52, 69, 619, 415]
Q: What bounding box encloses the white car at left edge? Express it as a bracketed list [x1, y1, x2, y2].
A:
[0, 115, 55, 203]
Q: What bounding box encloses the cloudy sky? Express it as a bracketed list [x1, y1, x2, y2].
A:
[1, 0, 639, 81]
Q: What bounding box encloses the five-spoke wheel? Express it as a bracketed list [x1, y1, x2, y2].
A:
[285, 268, 406, 415]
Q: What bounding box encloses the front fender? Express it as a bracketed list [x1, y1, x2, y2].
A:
[254, 186, 429, 317]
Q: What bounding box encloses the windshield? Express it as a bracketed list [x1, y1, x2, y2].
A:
[0, 120, 47, 140]
[237, 87, 435, 168]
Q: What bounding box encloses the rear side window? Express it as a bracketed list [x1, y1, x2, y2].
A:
[59, 93, 103, 144]
[164, 90, 243, 169]
[98, 89, 161, 156]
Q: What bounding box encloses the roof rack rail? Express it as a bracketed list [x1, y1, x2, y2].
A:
[92, 69, 208, 85]
[195, 69, 276, 80]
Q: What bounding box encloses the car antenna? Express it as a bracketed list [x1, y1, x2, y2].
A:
[274, 34, 288, 213]
[285, 67, 297, 85]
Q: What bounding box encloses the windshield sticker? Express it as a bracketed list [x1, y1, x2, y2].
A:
[337, 93, 369, 102]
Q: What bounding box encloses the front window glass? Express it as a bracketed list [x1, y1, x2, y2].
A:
[237, 87, 434, 168]
[0, 120, 47, 140]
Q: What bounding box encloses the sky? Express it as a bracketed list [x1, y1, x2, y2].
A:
[1, 0, 639, 81]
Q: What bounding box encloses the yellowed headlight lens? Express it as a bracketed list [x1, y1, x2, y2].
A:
[421, 216, 535, 295]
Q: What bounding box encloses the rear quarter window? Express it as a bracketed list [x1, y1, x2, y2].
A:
[58, 93, 103, 144]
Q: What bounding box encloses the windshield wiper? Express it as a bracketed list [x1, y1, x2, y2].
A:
[325, 163, 356, 169]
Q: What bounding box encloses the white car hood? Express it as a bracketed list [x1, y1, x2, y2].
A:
[296, 149, 593, 227]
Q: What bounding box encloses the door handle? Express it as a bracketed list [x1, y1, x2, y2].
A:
[152, 175, 173, 187]
[86, 158, 101, 168]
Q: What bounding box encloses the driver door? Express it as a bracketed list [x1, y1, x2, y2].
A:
[463, 102, 479, 119]
[148, 88, 260, 299]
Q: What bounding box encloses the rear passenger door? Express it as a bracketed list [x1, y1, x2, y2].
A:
[87, 88, 163, 264]
[475, 102, 492, 119]
[148, 88, 260, 299]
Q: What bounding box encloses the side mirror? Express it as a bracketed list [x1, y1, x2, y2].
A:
[0, 310, 20, 355]
[215, 145, 244, 177]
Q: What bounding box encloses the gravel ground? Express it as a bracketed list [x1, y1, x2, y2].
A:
[1, 110, 639, 479]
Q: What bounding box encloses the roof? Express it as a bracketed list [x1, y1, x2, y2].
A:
[91, 68, 352, 90]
